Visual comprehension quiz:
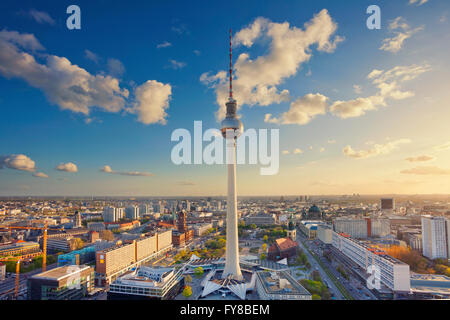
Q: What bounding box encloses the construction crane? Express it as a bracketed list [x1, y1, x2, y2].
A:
[15, 259, 20, 298]
[0, 223, 49, 272]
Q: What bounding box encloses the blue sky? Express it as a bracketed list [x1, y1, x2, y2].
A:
[1, 0, 450, 196]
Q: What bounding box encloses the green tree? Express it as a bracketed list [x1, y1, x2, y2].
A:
[260, 253, 267, 260]
[182, 285, 192, 298]
[311, 270, 321, 282]
[194, 266, 204, 276]
[312, 294, 321, 300]
[100, 230, 114, 241]
[217, 238, 226, 248]
[262, 243, 267, 252]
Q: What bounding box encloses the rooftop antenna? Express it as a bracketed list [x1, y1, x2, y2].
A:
[229, 28, 233, 101]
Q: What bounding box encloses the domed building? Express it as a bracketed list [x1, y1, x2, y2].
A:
[307, 205, 322, 220]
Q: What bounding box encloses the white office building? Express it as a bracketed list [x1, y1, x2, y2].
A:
[421, 216, 449, 260]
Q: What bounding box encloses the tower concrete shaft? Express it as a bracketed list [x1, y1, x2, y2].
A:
[222, 136, 243, 280]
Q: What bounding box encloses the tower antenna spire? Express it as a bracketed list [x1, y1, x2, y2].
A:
[229, 28, 233, 100]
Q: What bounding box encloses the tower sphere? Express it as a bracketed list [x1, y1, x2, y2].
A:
[221, 99, 243, 139]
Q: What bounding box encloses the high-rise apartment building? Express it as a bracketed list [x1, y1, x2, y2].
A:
[103, 206, 124, 223]
[421, 216, 449, 260]
[139, 204, 149, 215]
[125, 205, 139, 220]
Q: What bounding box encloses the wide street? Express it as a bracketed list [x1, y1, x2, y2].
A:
[296, 232, 345, 300]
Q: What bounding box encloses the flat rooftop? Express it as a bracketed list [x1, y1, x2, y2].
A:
[257, 271, 311, 296]
[411, 274, 450, 287]
[31, 265, 91, 281]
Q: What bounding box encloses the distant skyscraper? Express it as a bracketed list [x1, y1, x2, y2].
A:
[74, 211, 82, 228]
[380, 198, 395, 210]
[185, 200, 191, 212]
[139, 204, 149, 215]
[153, 201, 164, 214]
[421, 216, 449, 259]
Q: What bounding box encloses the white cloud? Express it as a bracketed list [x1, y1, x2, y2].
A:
[319, 147, 325, 153]
[168, 59, 186, 70]
[33, 172, 49, 178]
[330, 64, 430, 118]
[264, 93, 328, 125]
[0, 30, 129, 115]
[101, 165, 113, 173]
[343, 139, 411, 159]
[193, 50, 201, 56]
[27, 9, 55, 25]
[132, 80, 172, 125]
[201, 10, 343, 120]
[56, 162, 78, 172]
[435, 141, 450, 151]
[380, 17, 423, 53]
[353, 84, 362, 94]
[107, 58, 125, 77]
[330, 97, 377, 119]
[409, 0, 428, 6]
[84, 49, 99, 64]
[0, 30, 172, 125]
[171, 24, 189, 35]
[282, 148, 303, 155]
[100, 165, 153, 177]
[405, 155, 434, 162]
[401, 166, 450, 175]
[0, 154, 36, 172]
[157, 41, 172, 49]
[233, 17, 269, 47]
[0, 30, 44, 51]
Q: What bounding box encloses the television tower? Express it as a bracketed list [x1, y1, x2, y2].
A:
[221, 29, 243, 280]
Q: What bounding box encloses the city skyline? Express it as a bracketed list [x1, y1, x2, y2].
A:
[1, 0, 450, 196]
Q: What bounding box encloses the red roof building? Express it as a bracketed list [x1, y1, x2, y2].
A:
[267, 237, 299, 261]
